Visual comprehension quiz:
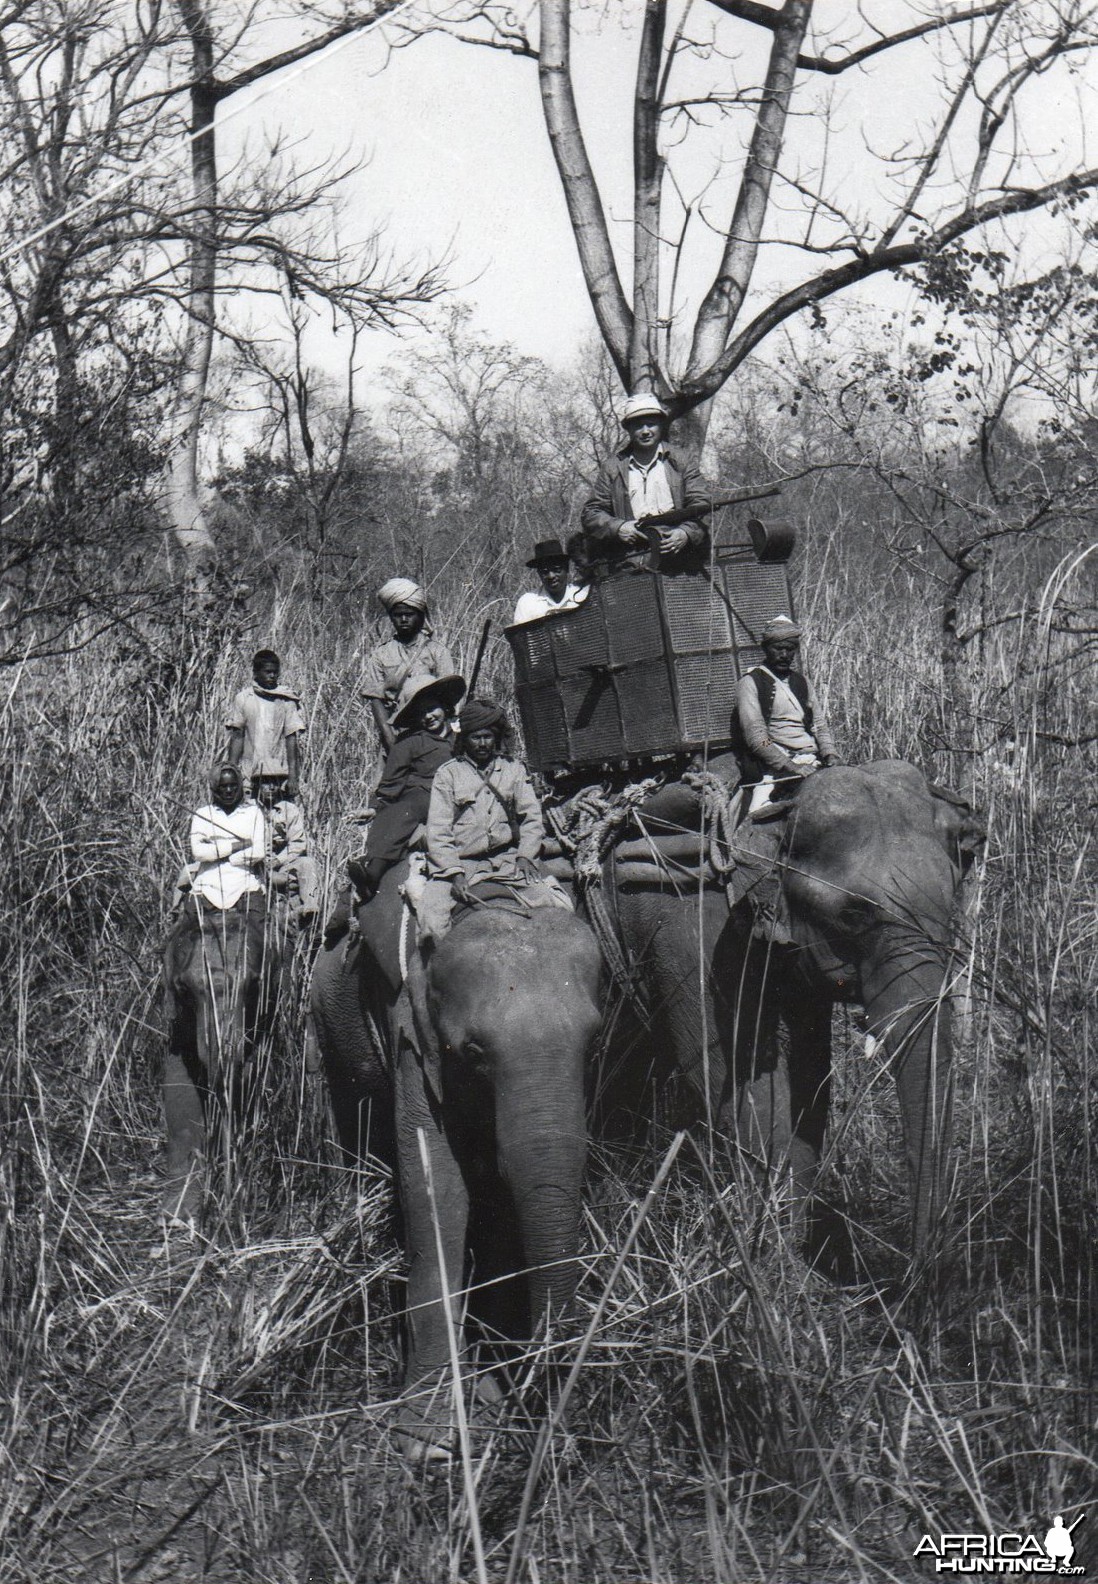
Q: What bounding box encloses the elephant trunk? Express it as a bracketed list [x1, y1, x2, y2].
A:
[493, 1055, 589, 1328]
[860, 934, 953, 1258]
[196, 969, 248, 1079]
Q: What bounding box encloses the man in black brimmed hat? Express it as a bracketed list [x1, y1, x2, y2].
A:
[512, 538, 589, 624]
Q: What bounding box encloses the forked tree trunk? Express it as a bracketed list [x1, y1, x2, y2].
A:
[671, 400, 711, 466]
[165, 1, 218, 587]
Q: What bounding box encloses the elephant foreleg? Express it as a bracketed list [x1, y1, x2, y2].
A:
[786, 993, 832, 1206]
[732, 950, 832, 1240]
[162, 1041, 208, 1224]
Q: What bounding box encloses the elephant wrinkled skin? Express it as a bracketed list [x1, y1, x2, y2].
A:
[310, 902, 602, 1452]
[610, 760, 981, 1261]
[161, 901, 283, 1225]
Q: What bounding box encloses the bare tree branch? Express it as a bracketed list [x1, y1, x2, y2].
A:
[630, 0, 666, 391]
[685, 0, 811, 386]
[538, 0, 632, 384]
[678, 165, 1098, 408]
[212, 0, 411, 97]
[705, 0, 1007, 75]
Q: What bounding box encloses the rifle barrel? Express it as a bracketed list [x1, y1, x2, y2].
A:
[469, 618, 492, 696]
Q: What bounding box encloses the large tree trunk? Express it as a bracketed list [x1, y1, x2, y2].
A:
[538, 0, 632, 386]
[630, 0, 666, 393]
[671, 399, 712, 464]
[165, 1, 218, 586]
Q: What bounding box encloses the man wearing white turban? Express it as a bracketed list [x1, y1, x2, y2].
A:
[377, 577, 428, 613]
[361, 578, 454, 752]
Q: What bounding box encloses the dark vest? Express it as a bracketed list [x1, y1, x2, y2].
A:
[731, 667, 814, 781]
[749, 667, 814, 732]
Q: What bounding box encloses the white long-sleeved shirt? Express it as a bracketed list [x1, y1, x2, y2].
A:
[189, 800, 265, 909]
[511, 583, 589, 624]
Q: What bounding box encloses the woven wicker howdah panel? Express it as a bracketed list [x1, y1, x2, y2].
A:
[507, 557, 794, 773]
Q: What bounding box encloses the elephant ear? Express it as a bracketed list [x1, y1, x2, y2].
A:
[163, 928, 188, 1037]
[929, 783, 986, 873]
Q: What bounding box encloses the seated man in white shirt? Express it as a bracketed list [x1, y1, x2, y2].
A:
[512, 538, 589, 624]
[175, 763, 266, 917]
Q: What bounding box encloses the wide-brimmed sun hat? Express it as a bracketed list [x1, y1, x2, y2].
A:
[391, 672, 466, 730]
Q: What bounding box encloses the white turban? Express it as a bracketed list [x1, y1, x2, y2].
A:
[377, 577, 428, 613]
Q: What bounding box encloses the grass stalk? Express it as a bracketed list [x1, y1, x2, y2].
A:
[416, 1125, 489, 1584]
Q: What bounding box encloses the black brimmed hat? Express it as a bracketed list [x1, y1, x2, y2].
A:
[392, 673, 466, 730]
[525, 538, 571, 568]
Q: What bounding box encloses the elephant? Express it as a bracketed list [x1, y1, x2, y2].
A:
[309, 881, 603, 1454]
[161, 898, 284, 1228]
[599, 760, 982, 1265]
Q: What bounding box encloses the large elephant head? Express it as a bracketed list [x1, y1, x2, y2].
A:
[423, 908, 601, 1329]
[606, 759, 980, 1269]
[310, 894, 603, 1457]
[779, 761, 983, 1254]
[165, 904, 275, 1075]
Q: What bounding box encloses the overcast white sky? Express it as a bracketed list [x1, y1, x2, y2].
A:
[212, 3, 1098, 394]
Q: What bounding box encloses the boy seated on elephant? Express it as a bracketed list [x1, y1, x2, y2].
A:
[415, 696, 570, 942]
[252, 776, 321, 929]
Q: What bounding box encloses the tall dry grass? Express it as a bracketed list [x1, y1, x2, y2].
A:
[0, 532, 1094, 1582]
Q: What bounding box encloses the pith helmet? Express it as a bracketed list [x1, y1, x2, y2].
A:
[621, 392, 668, 424]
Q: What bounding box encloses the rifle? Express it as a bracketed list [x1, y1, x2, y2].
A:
[468, 618, 492, 696]
[636, 481, 782, 530]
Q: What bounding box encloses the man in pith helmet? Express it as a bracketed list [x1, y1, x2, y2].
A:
[580, 392, 711, 573]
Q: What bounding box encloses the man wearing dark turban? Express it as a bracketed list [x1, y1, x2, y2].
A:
[417, 696, 559, 939]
